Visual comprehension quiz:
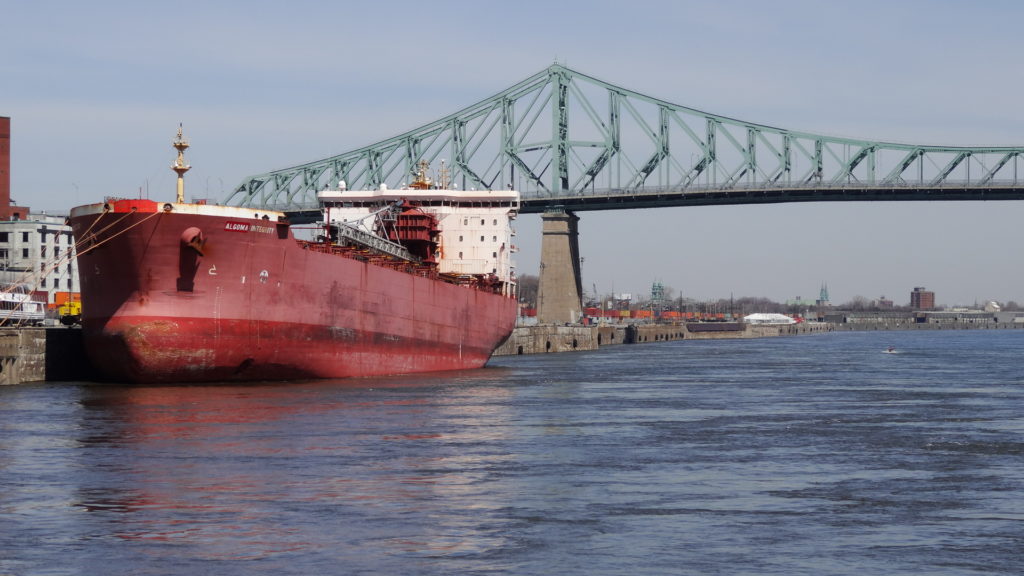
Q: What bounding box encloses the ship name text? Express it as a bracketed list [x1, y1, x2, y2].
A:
[224, 221, 275, 234]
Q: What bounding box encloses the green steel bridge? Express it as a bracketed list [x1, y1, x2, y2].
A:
[225, 63, 1024, 216]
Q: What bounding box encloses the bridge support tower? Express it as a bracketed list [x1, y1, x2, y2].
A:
[537, 209, 583, 324]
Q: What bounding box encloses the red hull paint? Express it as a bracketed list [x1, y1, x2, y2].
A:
[70, 200, 517, 383]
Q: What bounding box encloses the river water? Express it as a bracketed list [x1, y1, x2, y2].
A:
[1, 330, 1022, 575]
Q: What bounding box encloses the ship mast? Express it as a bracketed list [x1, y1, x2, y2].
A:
[171, 124, 191, 203]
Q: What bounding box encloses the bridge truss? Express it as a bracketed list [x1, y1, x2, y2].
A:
[225, 64, 1024, 213]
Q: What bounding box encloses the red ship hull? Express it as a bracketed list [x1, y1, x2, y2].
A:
[69, 200, 517, 383]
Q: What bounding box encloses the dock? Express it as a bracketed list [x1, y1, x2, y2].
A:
[0, 328, 94, 385]
[493, 321, 832, 356]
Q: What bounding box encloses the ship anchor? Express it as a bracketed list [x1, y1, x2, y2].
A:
[181, 227, 206, 256]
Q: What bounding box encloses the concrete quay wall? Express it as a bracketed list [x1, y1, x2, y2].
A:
[494, 325, 601, 356]
[0, 328, 45, 385]
[0, 328, 94, 385]
[631, 321, 832, 342]
[494, 321, 833, 356]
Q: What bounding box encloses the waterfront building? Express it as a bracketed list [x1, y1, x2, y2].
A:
[0, 213, 80, 308]
[910, 286, 935, 310]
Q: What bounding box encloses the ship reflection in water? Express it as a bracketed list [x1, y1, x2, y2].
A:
[67, 372, 518, 569]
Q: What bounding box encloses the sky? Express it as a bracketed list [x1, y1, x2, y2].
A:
[3, 0, 1024, 307]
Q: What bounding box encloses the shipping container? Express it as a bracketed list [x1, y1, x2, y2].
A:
[53, 291, 82, 306]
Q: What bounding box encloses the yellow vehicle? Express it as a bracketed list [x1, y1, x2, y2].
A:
[58, 300, 82, 326]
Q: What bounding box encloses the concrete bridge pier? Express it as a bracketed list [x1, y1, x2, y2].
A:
[536, 209, 583, 324]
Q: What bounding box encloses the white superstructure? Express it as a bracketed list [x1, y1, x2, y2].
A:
[317, 172, 519, 284]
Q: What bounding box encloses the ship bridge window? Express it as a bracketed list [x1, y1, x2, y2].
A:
[493, 219, 498, 225]
[480, 219, 485, 225]
[0, 233, 7, 243]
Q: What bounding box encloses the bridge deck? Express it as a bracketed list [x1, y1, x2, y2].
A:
[517, 185, 1024, 213]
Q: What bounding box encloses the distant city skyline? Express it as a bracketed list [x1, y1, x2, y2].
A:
[556, 276, 1006, 311]
[3, 0, 1023, 306]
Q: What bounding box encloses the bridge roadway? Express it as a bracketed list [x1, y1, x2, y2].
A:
[515, 182, 1024, 213]
[281, 182, 1024, 222]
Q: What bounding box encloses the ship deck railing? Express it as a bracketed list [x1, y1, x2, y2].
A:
[295, 239, 510, 294]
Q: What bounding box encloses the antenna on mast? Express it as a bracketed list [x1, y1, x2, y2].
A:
[171, 124, 191, 203]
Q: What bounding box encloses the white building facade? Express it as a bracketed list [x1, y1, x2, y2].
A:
[0, 213, 79, 307]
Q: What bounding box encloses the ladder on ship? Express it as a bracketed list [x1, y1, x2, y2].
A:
[334, 223, 420, 263]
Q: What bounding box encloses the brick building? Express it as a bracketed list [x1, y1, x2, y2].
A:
[0, 116, 30, 221]
[910, 286, 935, 310]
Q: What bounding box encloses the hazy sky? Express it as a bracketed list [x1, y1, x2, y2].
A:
[4, 0, 1024, 307]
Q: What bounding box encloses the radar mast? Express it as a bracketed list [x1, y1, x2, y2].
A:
[171, 124, 191, 203]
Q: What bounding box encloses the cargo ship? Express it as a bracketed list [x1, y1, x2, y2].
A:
[68, 128, 519, 382]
